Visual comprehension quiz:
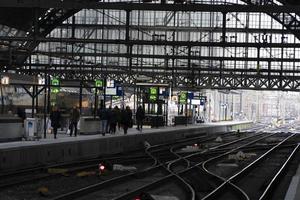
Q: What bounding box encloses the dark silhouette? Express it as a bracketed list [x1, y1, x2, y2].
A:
[109, 106, 118, 134]
[98, 107, 108, 136]
[106, 106, 112, 133]
[136, 106, 145, 131]
[50, 106, 61, 139]
[17, 107, 26, 126]
[69, 106, 80, 137]
[115, 106, 121, 131]
[121, 106, 133, 134]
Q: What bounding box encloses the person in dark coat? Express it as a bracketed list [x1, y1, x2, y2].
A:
[17, 107, 26, 127]
[115, 106, 121, 132]
[109, 106, 118, 134]
[98, 107, 108, 136]
[106, 106, 112, 133]
[121, 106, 133, 135]
[136, 105, 145, 131]
[69, 106, 80, 137]
[50, 106, 61, 139]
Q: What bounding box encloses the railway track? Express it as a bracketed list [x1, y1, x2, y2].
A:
[0, 132, 213, 190]
[0, 131, 240, 200]
[111, 129, 298, 200]
[51, 130, 279, 200]
[135, 132, 281, 200]
[203, 133, 300, 200]
[2, 123, 299, 200]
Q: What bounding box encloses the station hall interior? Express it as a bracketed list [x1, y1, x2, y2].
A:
[1, 1, 300, 200]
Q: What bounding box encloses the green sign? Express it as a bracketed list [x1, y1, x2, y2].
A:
[150, 87, 158, 95]
[95, 79, 103, 87]
[149, 87, 158, 102]
[51, 88, 60, 94]
[149, 95, 157, 102]
[51, 77, 60, 93]
[179, 92, 187, 104]
[51, 78, 59, 86]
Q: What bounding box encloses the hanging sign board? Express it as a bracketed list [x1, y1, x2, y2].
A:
[149, 87, 158, 102]
[95, 79, 103, 88]
[51, 77, 60, 93]
[1, 76, 9, 85]
[179, 92, 187, 104]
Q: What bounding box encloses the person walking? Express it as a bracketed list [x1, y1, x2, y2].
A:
[98, 106, 108, 136]
[136, 105, 145, 131]
[69, 106, 80, 137]
[50, 106, 61, 139]
[121, 106, 133, 135]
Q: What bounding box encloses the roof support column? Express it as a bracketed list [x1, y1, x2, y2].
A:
[125, 10, 133, 76]
[222, 12, 227, 43]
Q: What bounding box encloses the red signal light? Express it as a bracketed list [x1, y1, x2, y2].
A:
[99, 163, 106, 171]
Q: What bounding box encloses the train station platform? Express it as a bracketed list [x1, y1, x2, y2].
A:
[0, 121, 251, 172]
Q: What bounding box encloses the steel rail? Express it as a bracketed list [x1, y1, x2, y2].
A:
[50, 131, 265, 200]
[202, 133, 297, 200]
[133, 132, 276, 200]
[111, 132, 271, 200]
[259, 143, 300, 200]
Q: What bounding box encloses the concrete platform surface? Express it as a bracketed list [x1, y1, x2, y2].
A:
[0, 121, 252, 172]
[0, 121, 250, 150]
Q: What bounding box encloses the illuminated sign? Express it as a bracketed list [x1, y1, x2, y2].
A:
[106, 79, 115, 88]
[149, 87, 158, 102]
[149, 95, 157, 102]
[150, 87, 158, 95]
[106, 87, 117, 96]
[51, 77, 60, 93]
[95, 79, 103, 88]
[1, 76, 9, 85]
[38, 78, 45, 85]
[179, 92, 187, 104]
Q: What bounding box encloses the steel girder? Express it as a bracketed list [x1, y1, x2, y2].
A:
[3, 63, 300, 91]
[241, 0, 300, 40]
[1, 36, 300, 48]
[2, 1, 300, 92]
[20, 51, 300, 62]
[0, 1, 300, 13]
[15, 8, 78, 64]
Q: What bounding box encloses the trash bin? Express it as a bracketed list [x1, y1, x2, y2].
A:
[24, 118, 42, 140]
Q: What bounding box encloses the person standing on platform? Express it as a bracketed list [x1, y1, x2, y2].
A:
[17, 107, 26, 127]
[50, 106, 61, 139]
[109, 106, 118, 134]
[106, 106, 112, 134]
[98, 106, 108, 136]
[115, 106, 121, 132]
[121, 106, 133, 135]
[136, 105, 145, 131]
[69, 106, 80, 137]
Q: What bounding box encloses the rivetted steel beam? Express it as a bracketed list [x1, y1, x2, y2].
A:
[4, 66, 300, 79]
[56, 24, 292, 34]
[26, 51, 300, 62]
[5, 63, 300, 74]
[1, 37, 300, 48]
[0, 1, 300, 13]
